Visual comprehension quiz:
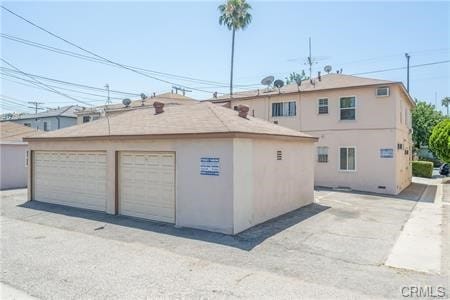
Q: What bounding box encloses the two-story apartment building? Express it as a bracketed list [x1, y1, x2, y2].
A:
[209, 74, 415, 195]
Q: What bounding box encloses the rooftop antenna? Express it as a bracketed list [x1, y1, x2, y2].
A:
[324, 65, 332, 74]
[105, 84, 111, 105]
[261, 75, 274, 92]
[304, 37, 318, 79]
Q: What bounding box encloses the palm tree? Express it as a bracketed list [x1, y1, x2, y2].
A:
[442, 96, 450, 117]
[218, 0, 252, 97]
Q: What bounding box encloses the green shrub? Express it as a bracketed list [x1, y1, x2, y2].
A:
[412, 161, 433, 178]
[418, 156, 442, 168]
[429, 119, 450, 163]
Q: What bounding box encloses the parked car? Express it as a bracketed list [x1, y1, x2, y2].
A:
[439, 163, 449, 176]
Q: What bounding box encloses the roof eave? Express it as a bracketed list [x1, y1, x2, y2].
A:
[24, 131, 318, 143]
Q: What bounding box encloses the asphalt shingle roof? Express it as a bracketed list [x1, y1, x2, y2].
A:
[1, 121, 40, 142]
[210, 74, 398, 101]
[25, 102, 316, 141]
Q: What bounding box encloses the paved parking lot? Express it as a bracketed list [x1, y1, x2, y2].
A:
[1, 184, 448, 299]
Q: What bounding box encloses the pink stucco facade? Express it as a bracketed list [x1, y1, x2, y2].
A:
[214, 82, 414, 195]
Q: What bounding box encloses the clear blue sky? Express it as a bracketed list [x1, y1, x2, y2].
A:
[1, 1, 449, 114]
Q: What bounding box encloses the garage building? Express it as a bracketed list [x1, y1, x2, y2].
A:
[25, 102, 317, 234]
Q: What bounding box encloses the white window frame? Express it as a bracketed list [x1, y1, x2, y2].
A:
[317, 146, 329, 163]
[339, 96, 356, 121]
[376, 86, 390, 97]
[338, 146, 357, 172]
[272, 101, 296, 117]
[318, 98, 328, 115]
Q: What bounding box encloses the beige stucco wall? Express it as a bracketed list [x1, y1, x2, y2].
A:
[27, 136, 315, 234]
[224, 83, 413, 195]
[1, 143, 28, 190]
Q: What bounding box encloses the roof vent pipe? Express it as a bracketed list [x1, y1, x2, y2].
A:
[153, 101, 165, 114]
[238, 104, 250, 118]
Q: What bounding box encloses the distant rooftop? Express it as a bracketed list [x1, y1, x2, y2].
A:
[209, 74, 404, 101]
[1, 121, 40, 142]
[75, 92, 198, 115]
[6, 105, 82, 120]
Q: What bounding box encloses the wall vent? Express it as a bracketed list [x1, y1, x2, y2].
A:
[277, 150, 282, 160]
[378, 186, 386, 189]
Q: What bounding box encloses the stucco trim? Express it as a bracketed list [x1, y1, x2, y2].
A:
[24, 132, 319, 143]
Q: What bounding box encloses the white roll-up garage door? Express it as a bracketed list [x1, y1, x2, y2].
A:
[119, 152, 175, 223]
[33, 151, 107, 211]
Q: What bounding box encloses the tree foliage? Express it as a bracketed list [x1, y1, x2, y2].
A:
[285, 70, 309, 85]
[429, 119, 450, 163]
[412, 101, 444, 148]
[218, 0, 252, 31]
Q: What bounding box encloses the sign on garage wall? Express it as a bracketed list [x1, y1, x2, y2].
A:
[200, 157, 220, 176]
[380, 148, 394, 158]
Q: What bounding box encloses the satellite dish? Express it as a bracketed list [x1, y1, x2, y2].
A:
[274, 79, 284, 89]
[324, 65, 332, 74]
[261, 75, 274, 86]
[122, 98, 131, 107]
[140, 93, 147, 100]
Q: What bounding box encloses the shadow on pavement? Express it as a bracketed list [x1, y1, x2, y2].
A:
[18, 201, 330, 251]
[315, 182, 431, 202]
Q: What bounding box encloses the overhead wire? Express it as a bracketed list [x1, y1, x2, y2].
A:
[1, 6, 223, 95]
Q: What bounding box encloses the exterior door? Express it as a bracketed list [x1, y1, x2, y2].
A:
[33, 151, 107, 211]
[119, 152, 175, 223]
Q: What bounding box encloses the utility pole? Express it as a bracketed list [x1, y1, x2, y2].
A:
[27, 101, 44, 130]
[405, 53, 410, 92]
[105, 84, 111, 105]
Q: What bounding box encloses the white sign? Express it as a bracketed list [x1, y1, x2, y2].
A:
[200, 157, 220, 176]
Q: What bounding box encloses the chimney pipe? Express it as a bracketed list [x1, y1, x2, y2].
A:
[238, 104, 249, 118]
[153, 101, 165, 114]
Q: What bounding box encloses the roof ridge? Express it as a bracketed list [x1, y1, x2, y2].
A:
[206, 103, 232, 132]
[57, 105, 73, 116]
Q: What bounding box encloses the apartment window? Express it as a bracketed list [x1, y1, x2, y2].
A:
[272, 101, 296, 117]
[397, 143, 403, 150]
[340, 97, 356, 120]
[83, 116, 90, 123]
[24, 123, 31, 127]
[376, 86, 390, 97]
[317, 146, 328, 163]
[318, 98, 328, 114]
[339, 147, 356, 171]
[43, 121, 49, 131]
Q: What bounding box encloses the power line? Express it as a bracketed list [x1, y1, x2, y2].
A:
[351, 60, 450, 76]
[1, 33, 233, 88]
[1, 6, 222, 95]
[1, 67, 141, 97]
[1, 57, 93, 106]
[1, 72, 120, 101]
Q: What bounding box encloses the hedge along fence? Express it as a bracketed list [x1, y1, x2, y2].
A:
[412, 161, 434, 178]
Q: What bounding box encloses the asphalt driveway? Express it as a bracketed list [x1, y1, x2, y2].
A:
[1, 184, 448, 299]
